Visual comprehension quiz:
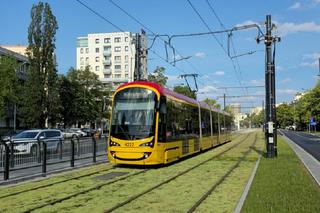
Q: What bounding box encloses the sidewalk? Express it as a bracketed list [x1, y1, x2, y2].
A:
[282, 132, 320, 186]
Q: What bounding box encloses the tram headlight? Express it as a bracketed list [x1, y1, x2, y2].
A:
[139, 142, 154, 147]
[144, 152, 151, 159]
[110, 141, 120, 147]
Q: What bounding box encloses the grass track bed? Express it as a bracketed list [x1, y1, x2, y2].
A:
[0, 132, 262, 213]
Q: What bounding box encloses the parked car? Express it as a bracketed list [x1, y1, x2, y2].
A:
[1, 130, 24, 142]
[11, 129, 63, 155]
[70, 128, 87, 137]
[81, 128, 96, 137]
[61, 129, 78, 139]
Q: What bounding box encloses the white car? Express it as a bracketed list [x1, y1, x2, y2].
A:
[11, 129, 63, 155]
[70, 128, 87, 137]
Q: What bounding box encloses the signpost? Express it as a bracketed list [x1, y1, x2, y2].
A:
[310, 116, 317, 133]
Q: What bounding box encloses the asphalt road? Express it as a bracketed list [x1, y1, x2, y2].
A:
[281, 130, 320, 161]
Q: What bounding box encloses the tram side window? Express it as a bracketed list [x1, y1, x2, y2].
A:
[201, 109, 211, 136]
[158, 96, 167, 142]
[212, 111, 219, 134]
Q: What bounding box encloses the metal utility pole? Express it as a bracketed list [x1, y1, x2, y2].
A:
[134, 29, 147, 81]
[264, 15, 280, 158]
[223, 93, 226, 111]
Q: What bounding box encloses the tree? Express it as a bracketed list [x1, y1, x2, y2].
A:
[148, 66, 168, 86]
[173, 85, 197, 99]
[0, 56, 19, 117]
[203, 98, 220, 109]
[63, 67, 110, 127]
[21, 2, 59, 128]
[276, 103, 294, 128]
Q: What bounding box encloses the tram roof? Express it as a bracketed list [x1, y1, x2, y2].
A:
[117, 81, 229, 115]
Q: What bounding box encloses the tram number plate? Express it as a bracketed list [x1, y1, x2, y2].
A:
[125, 142, 134, 147]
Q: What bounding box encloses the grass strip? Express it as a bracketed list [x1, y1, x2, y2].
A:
[241, 136, 320, 213]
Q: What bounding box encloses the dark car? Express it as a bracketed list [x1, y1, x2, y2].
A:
[81, 128, 96, 137]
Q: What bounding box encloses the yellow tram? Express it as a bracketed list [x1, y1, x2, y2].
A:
[108, 81, 232, 165]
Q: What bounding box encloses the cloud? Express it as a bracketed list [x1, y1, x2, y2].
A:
[198, 85, 218, 94]
[278, 78, 292, 84]
[300, 61, 318, 67]
[288, 2, 301, 10]
[276, 65, 285, 71]
[213, 70, 225, 76]
[276, 21, 320, 36]
[302, 52, 320, 60]
[195, 52, 206, 58]
[249, 79, 264, 86]
[277, 89, 297, 95]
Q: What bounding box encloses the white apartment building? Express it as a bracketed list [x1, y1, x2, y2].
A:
[76, 32, 147, 90]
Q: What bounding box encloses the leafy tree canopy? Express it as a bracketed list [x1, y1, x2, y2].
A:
[148, 66, 168, 87]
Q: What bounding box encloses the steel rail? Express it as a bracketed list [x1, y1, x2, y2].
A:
[104, 133, 252, 212]
[187, 133, 258, 213]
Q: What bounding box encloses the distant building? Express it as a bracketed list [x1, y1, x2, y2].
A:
[0, 45, 28, 57]
[250, 106, 263, 115]
[76, 31, 148, 90]
[234, 113, 248, 130]
[229, 103, 241, 114]
[0, 46, 29, 130]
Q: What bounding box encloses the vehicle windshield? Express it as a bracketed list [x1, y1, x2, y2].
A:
[14, 131, 38, 139]
[111, 87, 157, 140]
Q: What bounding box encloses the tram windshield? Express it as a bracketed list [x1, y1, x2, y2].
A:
[111, 87, 157, 140]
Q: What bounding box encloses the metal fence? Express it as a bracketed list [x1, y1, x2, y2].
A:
[0, 136, 108, 181]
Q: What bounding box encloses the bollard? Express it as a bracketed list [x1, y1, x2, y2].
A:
[59, 138, 63, 160]
[77, 136, 80, 157]
[37, 140, 41, 163]
[71, 139, 75, 167]
[3, 142, 10, 180]
[10, 141, 14, 168]
[92, 136, 96, 163]
[42, 141, 47, 176]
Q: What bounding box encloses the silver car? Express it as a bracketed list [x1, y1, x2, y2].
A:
[11, 129, 63, 155]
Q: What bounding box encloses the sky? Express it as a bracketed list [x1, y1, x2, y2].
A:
[1, 0, 320, 112]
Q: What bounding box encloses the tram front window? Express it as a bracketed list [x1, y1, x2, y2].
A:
[111, 88, 156, 140]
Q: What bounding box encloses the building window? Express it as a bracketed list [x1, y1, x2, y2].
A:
[95, 56, 100, 62]
[86, 48, 89, 53]
[125, 64, 128, 71]
[125, 37, 129, 42]
[125, 74, 129, 78]
[104, 74, 111, 78]
[104, 56, 110, 61]
[95, 38, 99, 44]
[80, 57, 84, 65]
[114, 37, 121, 43]
[114, 56, 121, 61]
[104, 38, 110, 43]
[115, 65, 121, 70]
[95, 48, 99, 53]
[125, 55, 129, 62]
[115, 74, 121, 78]
[104, 65, 111, 70]
[95, 66, 100, 71]
[85, 57, 89, 65]
[125, 46, 129, 52]
[80, 48, 84, 54]
[114, 46, 121, 52]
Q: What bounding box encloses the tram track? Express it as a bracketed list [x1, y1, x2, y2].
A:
[187, 133, 258, 212]
[0, 166, 116, 199]
[1, 133, 250, 212]
[104, 133, 253, 212]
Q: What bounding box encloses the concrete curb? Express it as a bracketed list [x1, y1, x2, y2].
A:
[234, 151, 262, 213]
[281, 131, 320, 186]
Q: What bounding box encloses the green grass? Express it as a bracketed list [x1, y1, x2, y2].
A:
[241, 136, 320, 213]
[0, 132, 262, 213]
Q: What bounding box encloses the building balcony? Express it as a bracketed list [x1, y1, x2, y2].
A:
[103, 68, 112, 74]
[103, 60, 111, 65]
[103, 50, 111, 56]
